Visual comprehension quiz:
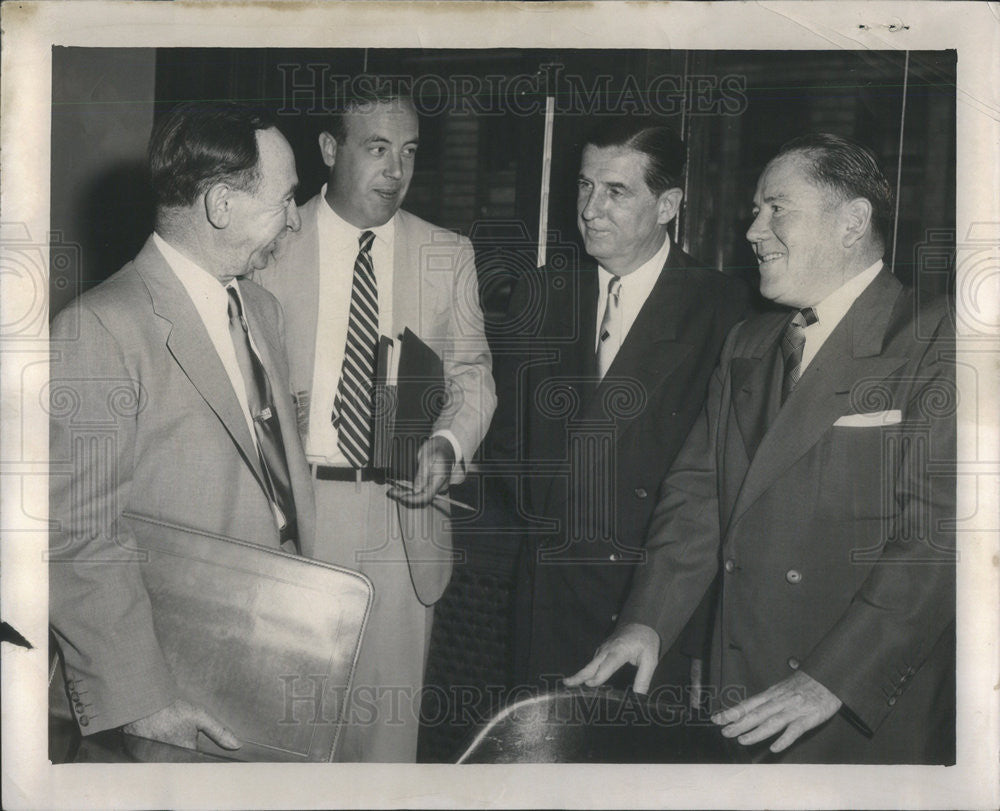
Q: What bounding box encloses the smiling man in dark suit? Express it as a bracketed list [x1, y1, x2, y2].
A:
[568, 133, 956, 764]
[507, 118, 748, 691]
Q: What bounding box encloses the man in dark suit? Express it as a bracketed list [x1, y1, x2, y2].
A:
[568, 133, 956, 764]
[506, 118, 748, 688]
[49, 102, 313, 749]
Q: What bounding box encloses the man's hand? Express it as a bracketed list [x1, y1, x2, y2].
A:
[563, 623, 661, 694]
[711, 670, 842, 753]
[122, 699, 241, 751]
[387, 435, 455, 507]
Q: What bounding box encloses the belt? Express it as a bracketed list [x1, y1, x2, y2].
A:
[313, 465, 387, 485]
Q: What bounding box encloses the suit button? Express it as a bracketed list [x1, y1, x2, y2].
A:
[785, 569, 802, 584]
[888, 696, 897, 707]
[609, 553, 619, 562]
[78, 715, 89, 727]
[634, 488, 647, 499]
[610, 613, 618, 622]
[787, 657, 800, 670]
[724, 558, 735, 573]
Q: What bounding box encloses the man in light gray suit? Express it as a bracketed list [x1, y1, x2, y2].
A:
[49, 102, 312, 750]
[256, 81, 496, 762]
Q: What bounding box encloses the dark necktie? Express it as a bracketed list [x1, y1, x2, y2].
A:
[596, 275, 622, 378]
[334, 230, 379, 468]
[226, 286, 296, 541]
[780, 306, 818, 403]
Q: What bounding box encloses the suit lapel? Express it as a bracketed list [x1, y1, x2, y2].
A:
[392, 211, 420, 339]
[727, 271, 907, 531]
[282, 196, 322, 392]
[535, 265, 597, 514]
[730, 313, 787, 461]
[135, 238, 264, 482]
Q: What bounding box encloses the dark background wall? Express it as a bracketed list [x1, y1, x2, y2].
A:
[51, 47, 956, 318]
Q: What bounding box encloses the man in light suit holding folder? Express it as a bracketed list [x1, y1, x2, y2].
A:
[256, 81, 496, 762]
[568, 133, 956, 764]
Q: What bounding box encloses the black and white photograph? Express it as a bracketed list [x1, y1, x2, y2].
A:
[1, 2, 997, 808]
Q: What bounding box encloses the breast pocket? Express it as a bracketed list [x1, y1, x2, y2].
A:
[816, 424, 899, 521]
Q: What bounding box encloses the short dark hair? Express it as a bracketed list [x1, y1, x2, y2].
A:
[148, 101, 276, 208]
[325, 75, 414, 144]
[776, 132, 894, 248]
[584, 118, 685, 197]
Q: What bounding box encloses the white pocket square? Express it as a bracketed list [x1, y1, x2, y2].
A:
[834, 409, 902, 427]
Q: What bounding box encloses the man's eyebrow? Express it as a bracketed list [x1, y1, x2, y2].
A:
[762, 192, 790, 203]
[363, 134, 420, 147]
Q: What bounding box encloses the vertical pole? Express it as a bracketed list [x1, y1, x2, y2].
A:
[890, 51, 910, 276]
[674, 50, 692, 249]
[536, 95, 556, 269]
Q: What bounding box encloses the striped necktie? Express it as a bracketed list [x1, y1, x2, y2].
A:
[780, 306, 818, 403]
[334, 230, 379, 468]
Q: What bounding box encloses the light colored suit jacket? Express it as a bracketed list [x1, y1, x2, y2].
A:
[620, 270, 956, 763]
[49, 236, 315, 734]
[255, 195, 496, 604]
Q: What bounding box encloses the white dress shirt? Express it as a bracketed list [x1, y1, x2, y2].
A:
[799, 259, 883, 372]
[595, 235, 671, 357]
[153, 232, 257, 441]
[307, 188, 395, 465]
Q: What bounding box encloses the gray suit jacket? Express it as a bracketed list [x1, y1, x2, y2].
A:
[255, 195, 496, 604]
[49, 236, 315, 734]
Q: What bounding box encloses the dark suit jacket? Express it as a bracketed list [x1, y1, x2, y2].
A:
[49, 236, 315, 734]
[620, 270, 956, 763]
[503, 242, 748, 682]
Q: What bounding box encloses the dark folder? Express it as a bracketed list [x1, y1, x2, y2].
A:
[375, 327, 447, 482]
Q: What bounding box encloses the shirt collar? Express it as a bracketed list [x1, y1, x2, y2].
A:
[811, 259, 884, 327]
[597, 234, 671, 290]
[153, 231, 230, 310]
[318, 182, 395, 249]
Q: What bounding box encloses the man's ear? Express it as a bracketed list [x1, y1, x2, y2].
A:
[842, 197, 873, 248]
[318, 131, 338, 168]
[657, 187, 684, 226]
[204, 183, 232, 230]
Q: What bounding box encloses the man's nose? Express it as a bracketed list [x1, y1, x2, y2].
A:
[746, 211, 767, 243]
[286, 200, 302, 232]
[384, 152, 404, 180]
[580, 189, 603, 221]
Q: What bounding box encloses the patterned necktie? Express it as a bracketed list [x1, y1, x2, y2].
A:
[780, 306, 818, 403]
[334, 230, 379, 468]
[596, 275, 622, 378]
[226, 286, 296, 538]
